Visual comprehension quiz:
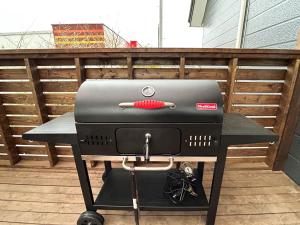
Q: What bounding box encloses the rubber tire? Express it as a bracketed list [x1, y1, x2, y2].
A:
[77, 211, 104, 225]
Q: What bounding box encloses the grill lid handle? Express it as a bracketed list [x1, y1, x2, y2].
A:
[119, 100, 175, 109]
[122, 156, 174, 172]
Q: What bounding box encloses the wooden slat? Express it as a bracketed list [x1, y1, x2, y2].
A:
[252, 118, 276, 127]
[44, 94, 75, 104]
[16, 146, 46, 154]
[232, 94, 281, 104]
[134, 68, 179, 79]
[85, 68, 128, 79]
[35, 58, 75, 66]
[267, 59, 300, 169]
[13, 137, 43, 146]
[237, 69, 286, 80]
[234, 82, 283, 93]
[75, 58, 84, 85]
[185, 58, 229, 66]
[4, 105, 36, 115]
[7, 116, 40, 125]
[39, 69, 77, 79]
[134, 58, 178, 65]
[186, 68, 228, 79]
[232, 107, 278, 116]
[0, 94, 34, 104]
[0, 69, 27, 79]
[179, 57, 185, 79]
[0, 59, 24, 66]
[10, 127, 35, 136]
[46, 105, 74, 115]
[227, 148, 267, 157]
[225, 58, 238, 112]
[0, 99, 20, 165]
[0, 82, 31, 92]
[271, 32, 300, 170]
[42, 82, 78, 92]
[238, 58, 289, 66]
[25, 58, 58, 167]
[127, 56, 133, 79]
[85, 58, 126, 65]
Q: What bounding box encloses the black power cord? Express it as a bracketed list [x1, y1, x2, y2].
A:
[163, 165, 198, 205]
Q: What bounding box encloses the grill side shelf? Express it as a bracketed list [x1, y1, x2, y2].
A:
[22, 112, 77, 144]
[21, 112, 277, 146]
[222, 113, 278, 145]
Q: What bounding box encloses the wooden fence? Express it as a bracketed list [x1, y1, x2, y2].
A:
[0, 48, 300, 169]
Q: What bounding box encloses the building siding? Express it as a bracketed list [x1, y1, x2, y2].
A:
[202, 0, 241, 48]
[243, 0, 300, 48]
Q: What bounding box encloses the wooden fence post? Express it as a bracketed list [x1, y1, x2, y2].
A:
[269, 30, 300, 170]
[25, 58, 58, 167]
[75, 58, 85, 85]
[0, 99, 20, 165]
[225, 58, 238, 112]
[179, 57, 185, 79]
[74, 57, 97, 167]
[127, 56, 133, 79]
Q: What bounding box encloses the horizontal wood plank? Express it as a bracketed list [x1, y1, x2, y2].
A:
[186, 68, 228, 79]
[134, 68, 179, 79]
[232, 106, 278, 116]
[232, 94, 281, 104]
[235, 82, 283, 93]
[0, 94, 34, 104]
[0, 69, 27, 79]
[237, 69, 286, 80]
[38, 69, 77, 79]
[42, 82, 79, 92]
[44, 94, 75, 104]
[85, 68, 128, 79]
[0, 82, 31, 92]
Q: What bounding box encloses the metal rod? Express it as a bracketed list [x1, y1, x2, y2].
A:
[122, 156, 174, 171]
[131, 163, 140, 225]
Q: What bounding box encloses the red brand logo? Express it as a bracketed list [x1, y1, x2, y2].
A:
[196, 103, 217, 111]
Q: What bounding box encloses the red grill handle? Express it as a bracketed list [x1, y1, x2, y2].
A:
[119, 100, 175, 109]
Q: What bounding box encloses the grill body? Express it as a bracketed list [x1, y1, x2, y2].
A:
[75, 80, 223, 157]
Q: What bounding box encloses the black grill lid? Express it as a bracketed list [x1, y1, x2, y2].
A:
[75, 80, 223, 123]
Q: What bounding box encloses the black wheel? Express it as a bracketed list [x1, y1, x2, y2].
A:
[77, 211, 104, 225]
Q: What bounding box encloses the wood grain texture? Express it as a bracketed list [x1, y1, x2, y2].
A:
[0, 165, 299, 225]
[266, 59, 300, 169]
[0, 99, 20, 165]
[179, 57, 185, 79]
[25, 58, 58, 167]
[0, 48, 299, 167]
[225, 58, 238, 112]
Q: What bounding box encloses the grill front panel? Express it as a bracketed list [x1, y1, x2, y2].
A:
[76, 123, 222, 156]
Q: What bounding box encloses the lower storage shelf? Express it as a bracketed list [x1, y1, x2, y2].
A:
[94, 169, 209, 211]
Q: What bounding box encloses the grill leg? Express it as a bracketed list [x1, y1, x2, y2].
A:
[72, 144, 96, 211]
[206, 142, 228, 225]
[102, 161, 112, 181]
[197, 162, 204, 183]
[130, 170, 140, 225]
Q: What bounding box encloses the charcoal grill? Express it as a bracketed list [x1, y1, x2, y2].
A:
[23, 79, 277, 225]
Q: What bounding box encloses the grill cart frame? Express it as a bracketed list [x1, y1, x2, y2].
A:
[23, 78, 277, 225]
[23, 112, 277, 225]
